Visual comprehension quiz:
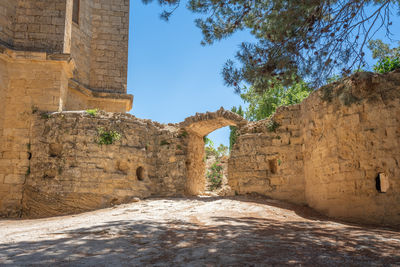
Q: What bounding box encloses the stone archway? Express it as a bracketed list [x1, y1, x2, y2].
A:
[180, 108, 247, 195]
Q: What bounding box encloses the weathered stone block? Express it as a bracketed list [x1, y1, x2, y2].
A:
[4, 174, 25, 184]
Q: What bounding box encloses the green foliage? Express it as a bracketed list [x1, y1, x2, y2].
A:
[178, 130, 188, 138]
[144, 0, 398, 92]
[204, 135, 228, 159]
[229, 80, 309, 149]
[229, 106, 244, 151]
[160, 140, 170, 146]
[40, 112, 50, 119]
[216, 144, 228, 157]
[373, 57, 400, 74]
[206, 161, 223, 191]
[203, 135, 214, 147]
[267, 119, 280, 132]
[97, 128, 121, 145]
[86, 108, 98, 117]
[204, 136, 215, 158]
[367, 39, 400, 74]
[31, 105, 39, 114]
[203, 136, 228, 191]
[240, 80, 311, 121]
[368, 39, 400, 61]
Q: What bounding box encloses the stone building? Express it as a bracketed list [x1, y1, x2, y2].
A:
[0, 0, 132, 112]
[0, 0, 399, 227]
[0, 0, 132, 216]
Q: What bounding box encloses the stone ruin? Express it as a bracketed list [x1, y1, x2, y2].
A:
[0, 0, 399, 227]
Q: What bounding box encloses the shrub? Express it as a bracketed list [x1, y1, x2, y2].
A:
[160, 140, 170, 146]
[40, 112, 50, 119]
[207, 161, 223, 191]
[86, 108, 98, 117]
[373, 57, 400, 74]
[267, 119, 280, 132]
[97, 128, 121, 145]
[178, 130, 188, 138]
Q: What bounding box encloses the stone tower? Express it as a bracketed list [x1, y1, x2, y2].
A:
[0, 0, 132, 113]
[0, 0, 132, 217]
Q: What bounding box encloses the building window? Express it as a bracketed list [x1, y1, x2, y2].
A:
[72, 0, 80, 24]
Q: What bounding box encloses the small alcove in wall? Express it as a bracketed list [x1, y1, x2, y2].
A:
[376, 172, 389, 193]
[269, 159, 278, 174]
[136, 166, 145, 181]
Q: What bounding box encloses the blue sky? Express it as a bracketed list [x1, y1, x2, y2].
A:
[127, 1, 252, 147]
[127, 1, 400, 147]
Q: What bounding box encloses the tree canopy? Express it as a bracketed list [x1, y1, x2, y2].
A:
[368, 39, 400, 73]
[142, 0, 399, 93]
[239, 79, 311, 121]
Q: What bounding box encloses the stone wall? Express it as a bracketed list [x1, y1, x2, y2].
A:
[230, 71, 400, 226]
[0, 58, 399, 226]
[0, 0, 17, 47]
[0, 0, 131, 98]
[24, 111, 188, 218]
[229, 105, 306, 205]
[70, 0, 92, 87]
[89, 0, 129, 93]
[13, 0, 67, 53]
[301, 72, 400, 225]
[0, 47, 73, 217]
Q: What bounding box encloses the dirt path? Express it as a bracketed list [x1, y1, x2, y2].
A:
[1, 196, 399, 266]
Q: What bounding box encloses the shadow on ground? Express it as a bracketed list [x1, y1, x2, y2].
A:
[1, 202, 400, 266]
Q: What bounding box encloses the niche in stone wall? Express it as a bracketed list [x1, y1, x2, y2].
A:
[269, 159, 278, 174]
[136, 166, 145, 181]
[49, 143, 63, 158]
[376, 173, 389, 193]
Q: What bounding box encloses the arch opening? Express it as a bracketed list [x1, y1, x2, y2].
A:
[204, 127, 230, 195]
[181, 109, 246, 196]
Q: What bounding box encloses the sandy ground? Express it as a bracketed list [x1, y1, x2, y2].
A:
[0, 196, 399, 266]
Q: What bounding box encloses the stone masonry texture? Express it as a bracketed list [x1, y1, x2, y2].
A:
[0, 1, 399, 227]
[0, 0, 131, 98]
[0, 0, 132, 218]
[0, 68, 399, 226]
[24, 111, 188, 218]
[230, 71, 400, 226]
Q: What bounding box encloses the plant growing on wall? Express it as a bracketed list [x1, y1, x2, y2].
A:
[97, 128, 121, 145]
[86, 109, 99, 117]
[266, 119, 280, 132]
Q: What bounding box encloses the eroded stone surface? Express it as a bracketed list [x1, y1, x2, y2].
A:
[23, 111, 187, 218]
[229, 71, 400, 226]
